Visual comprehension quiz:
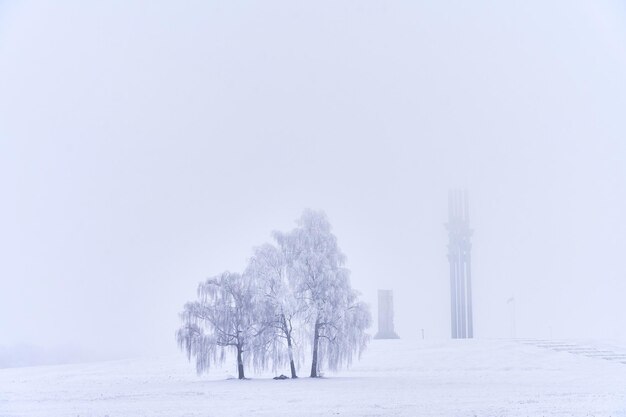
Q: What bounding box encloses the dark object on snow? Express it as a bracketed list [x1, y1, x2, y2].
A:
[273, 374, 289, 380]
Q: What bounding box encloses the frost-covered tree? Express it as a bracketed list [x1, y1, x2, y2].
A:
[316, 288, 371, 374]
[176, 271, 267, 379]
[276, 210, 371, 377]
[246, 243, 302, 378]
[177, 210, 370, 380]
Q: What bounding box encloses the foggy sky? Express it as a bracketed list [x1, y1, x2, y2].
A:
[1, 0, 626, 359]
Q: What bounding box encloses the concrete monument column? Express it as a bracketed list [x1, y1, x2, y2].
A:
[447, 189, 474, 339]
[374, 289, 399, 339]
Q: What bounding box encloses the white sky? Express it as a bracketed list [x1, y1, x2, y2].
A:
[1, 0, 626, 358]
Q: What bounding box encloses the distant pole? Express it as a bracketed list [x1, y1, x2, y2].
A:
[421, 328, 424, 340]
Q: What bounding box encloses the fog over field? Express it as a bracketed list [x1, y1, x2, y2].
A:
[1, 0, 626, 364]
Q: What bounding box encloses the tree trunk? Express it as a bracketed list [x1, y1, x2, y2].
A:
[282, 314, 297, 378]
[236, 345, 245, 380]
[287, 338, 297, 379]
[310, 318, 320, 378]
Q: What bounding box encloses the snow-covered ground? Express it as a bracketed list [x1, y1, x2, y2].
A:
[2, 338, 625, 417]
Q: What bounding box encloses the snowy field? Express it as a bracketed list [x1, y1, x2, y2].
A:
[2, 338, 626, 417]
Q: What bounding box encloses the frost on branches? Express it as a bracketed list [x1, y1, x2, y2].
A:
[176, 210, 371, 379]
[276, 210, 371, 377]
[246, 243, 302, 378]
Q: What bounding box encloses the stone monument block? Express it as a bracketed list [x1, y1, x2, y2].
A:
[374, 289, 399, 339]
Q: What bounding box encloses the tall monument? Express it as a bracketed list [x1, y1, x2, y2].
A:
[447, 189, 474, 339]
[374, 289, 399, 339]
